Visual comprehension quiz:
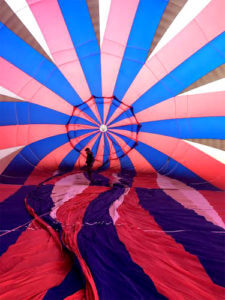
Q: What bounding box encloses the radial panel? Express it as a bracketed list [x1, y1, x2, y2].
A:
[86, 0, 100, 46]
[148, 0, 188, 57]
[186, 139, 225, 151]
[183, 64, 225, 93]
[0, 0, 51, 61]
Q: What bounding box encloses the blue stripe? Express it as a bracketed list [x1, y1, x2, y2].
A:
[106, 98, 124, 125]
[0, 23, 81, 106]
[135, 141, 219, 190]
[68, 129, 97, 140]
[110, 124, 139, 132]
[140, 117, 225, 139]
[107, 132, 135, 172]
[70, 116, 99, 127]
[0, 22, 99, 123]
[44, 262, 84, 299]
[59, 133, 98, 171]
[78, 187, 167, 299]
[58, 0, 102, 119]
[101, 134, 110, 170]
[0, 102, 69, 125]
[106, 0, 168, 123]
[132, 32, 225, 114]
[108, 130, 137, 149]
[1, 128, 92, 182]
[137, 188, 225, 286]
[107, 108, 131, 127]
[59, 150, 80, 172]
[1, 134, 69, 183]
[94, 97, 104, 123]
[0, 186, 35, 255]
[91, 133, 102, 157]
[101, 132, 220, 189]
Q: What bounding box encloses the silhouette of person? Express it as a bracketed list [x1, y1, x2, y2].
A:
[85, 148, 94, 181]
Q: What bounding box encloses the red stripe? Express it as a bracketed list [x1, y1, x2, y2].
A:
[75, 133, 100, 169]
[111, 129, 225, 190]
[109, 131, 155, 173]
[56, 186, 110, 300]
[65, 289, 85, 300]
[25, 132, 98, 185]
[138, 132, 225, 190]
[132, 173, 159, 189]
[115, 189, 225, 299]
[199, 191, 225, 222]
[0, 184, 22, 203]
[0, 218, 71, 299]
[0, 124, 67, 150]
[25, 142, 73, 185]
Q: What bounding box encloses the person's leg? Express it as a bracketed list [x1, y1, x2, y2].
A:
[87, 166, 92, 181]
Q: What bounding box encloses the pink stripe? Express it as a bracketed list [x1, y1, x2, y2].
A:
[135, 91, 225, 122]
[75, 133, 100, 169]
[69, 124, 98, 130]
[27, 0, 91, 101]
[138, 132, 225, 190]
[109, 115, 139, 129]
[109, 132, 155, 173]
[157, 174, 225, 229]
[109, 0, 225, 122]
[109, 128, 137, 142]
[25, 142, 73, 184]
[101, 0, 139, 96]
[26, 131, 99, 184]
[103, 98, 112, 124]
[0, 58, 72, 115]
[69, 131, 98, 150]
[110, 127, 137, 139]
[72, 106, 99, 126]
[0, 125, 66, 150]
[87, 98, 102, 124]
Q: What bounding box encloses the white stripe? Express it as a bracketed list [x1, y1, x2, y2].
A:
[185, 140, 225, 164]
[0, 146, 24, 160]
[180, 78, 225, 95]
[149, 0, 211, 58]
[0, 146, 24, 174]
[99, 0, 111, 47]
[5, 0, 53, 60]
[0, 86, 25, 101]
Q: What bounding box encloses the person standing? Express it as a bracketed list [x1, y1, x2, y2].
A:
[85, 148, 94, 181]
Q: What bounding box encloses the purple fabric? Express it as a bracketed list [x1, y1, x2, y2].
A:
[0, 185, 35, 255]
[44, 255, 85, 300]
[78, 186, 167, 299]
[137, 188, 225, 287]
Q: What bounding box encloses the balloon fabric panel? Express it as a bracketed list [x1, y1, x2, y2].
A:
[0, 1, 225, 299]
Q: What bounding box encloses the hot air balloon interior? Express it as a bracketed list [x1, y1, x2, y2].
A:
[0, 0, 225, 299]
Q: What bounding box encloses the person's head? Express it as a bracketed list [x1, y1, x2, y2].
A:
[85, 147, 91, 154]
